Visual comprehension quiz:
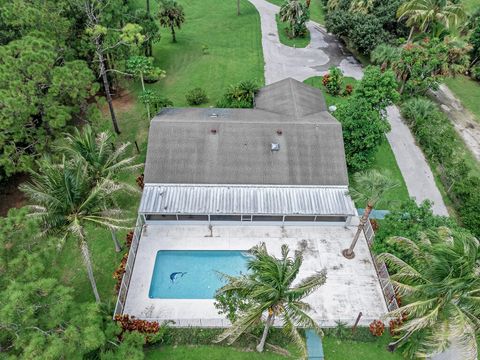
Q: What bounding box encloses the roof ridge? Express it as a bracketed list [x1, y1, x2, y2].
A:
[289, 78, 301, 119]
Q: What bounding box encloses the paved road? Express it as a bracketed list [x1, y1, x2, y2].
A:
[249, 0, 363, 84]
[248, 0, 448, 216]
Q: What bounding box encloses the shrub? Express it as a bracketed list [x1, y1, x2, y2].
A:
[372, 199, 456, 260]
[335, 97, 390, 171]
[217, 80, 259, 108]
[355, 66, 399, 110]
[186, 87, 208, 105]
[369, 320, 385, 336]
[471, 65, 480, 81]
[399, 100, 480, 238]
[343, 84, 353, 96]
[322, 67, 343, 95]
[348, 14, 388, 55]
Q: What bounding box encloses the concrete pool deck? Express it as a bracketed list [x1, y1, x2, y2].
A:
[123, 223, 388, 327]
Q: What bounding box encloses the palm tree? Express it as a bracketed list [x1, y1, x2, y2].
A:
[343, 170, 398, 259]
[59, 125, 141, 185]
[214, 243, 327, 357]
[20, 159, 130, 302]
[279, 0, 309, 38]
[371, 43, 401, 71]
[378, 229, 480, 359]
[397, 0, 466, 41]
[349, 0, 374, 14]
[158, 0, 185, 43]
[58, 125, 141, 252]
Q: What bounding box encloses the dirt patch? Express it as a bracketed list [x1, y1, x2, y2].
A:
[101, 90, 136, 116]
[430, 85, 480, 162]
[0, 173, 29, 217]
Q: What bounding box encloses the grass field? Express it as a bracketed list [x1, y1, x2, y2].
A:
[267, 0, 325, 24]
[322, 335, 404, 360]
[463, 0, 479, 13]
[145, 345, 293, 359]
[276, 14, 311, 48]
[303, 76, 410, 209]
[444, 76, 480, 124]
[144, 334, 404, 360]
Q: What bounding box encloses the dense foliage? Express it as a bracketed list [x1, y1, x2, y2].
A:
[216, 80, 260, 108]
[335, 95, 391, 171]
[279, 0, 310, 38]
[0, 209, 144, 359]
[372, 199, 457, 260]
[379, 228, 480, 359]
[0, 36, 98, 180]
[371, 38, 470, 95]
[400, 98, 480, 238]
[325, 0, 407, 55]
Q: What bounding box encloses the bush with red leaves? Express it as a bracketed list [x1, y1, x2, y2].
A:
[136, 174, 144, 190]
[113, 253, 129, 293]
[125, 231, 134, 248]
[115, 314, 160, 334]
[389, 313, 407, 336]
[113, 231, 135, 294]
[369, 218, 379, 232]
[344, 84, 353, 96]
[369, 320, 385, 336]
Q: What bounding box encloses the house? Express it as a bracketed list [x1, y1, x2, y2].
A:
[115, 78, 389, 327]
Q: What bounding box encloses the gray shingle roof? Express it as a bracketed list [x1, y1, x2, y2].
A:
[144, 78, 348, 186]
[255, 78, 328, 118]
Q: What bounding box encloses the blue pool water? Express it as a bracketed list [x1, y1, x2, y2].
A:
[148, 250, 249, 299]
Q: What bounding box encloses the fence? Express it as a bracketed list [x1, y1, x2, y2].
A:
[114, 215, 145, 317]
[363, 220, 398, 312]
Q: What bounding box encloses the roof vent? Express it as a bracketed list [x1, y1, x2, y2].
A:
[276, 129, 283, 135]
[210, 113, 218, 118]
[210, 129, 217, 134]
[271, 143, 280, 151]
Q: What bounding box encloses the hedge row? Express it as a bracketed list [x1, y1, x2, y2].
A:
[400, 98, 480, 237]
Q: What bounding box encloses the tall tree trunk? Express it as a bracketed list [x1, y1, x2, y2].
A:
[343, 204, 373, 259]
[237, 0, 240, 15]
[96, 37, 121, 134]
[407, 26, 414, 42]
[146, 0, 150, 15]
[140, 73, 151, 120]
[170, 21, 176, 42]
[306, 0, 311, 7]
[256, 312, 274, 352]
[111, 228, 122, 252]
[81, 240, 101, 303]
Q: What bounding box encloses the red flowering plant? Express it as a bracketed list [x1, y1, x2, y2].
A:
[113, 231, 134, 294]
[369, 320, 385, 336]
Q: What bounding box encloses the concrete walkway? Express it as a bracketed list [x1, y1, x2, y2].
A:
[248, 0, 448, 216]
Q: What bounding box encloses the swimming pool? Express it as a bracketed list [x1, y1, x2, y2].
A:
[148, 250, 249, 299]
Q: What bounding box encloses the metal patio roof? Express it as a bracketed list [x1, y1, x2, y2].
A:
[139, 184, 356, 216]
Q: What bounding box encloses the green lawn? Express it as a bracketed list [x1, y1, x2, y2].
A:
[323, 335, 404, 360]
[144, 334, 404, 360]
[463, 0, 479, 14]
[145, 345, 292, 359]
[276, 14, 310, 48]
[444, 76, 480, 124]
[303, 76, 410, 209]
[129, 0, 264, 109]
[267, 0, 325, 24]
